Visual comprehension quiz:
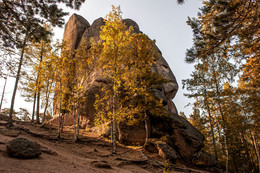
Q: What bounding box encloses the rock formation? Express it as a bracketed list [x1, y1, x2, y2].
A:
[50, 14, 205, 164]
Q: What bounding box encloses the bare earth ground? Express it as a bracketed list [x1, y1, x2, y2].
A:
[0, 115, 209, 173]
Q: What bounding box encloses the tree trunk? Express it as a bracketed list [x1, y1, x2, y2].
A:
[9, 37, 27, 125]
[252, 133, 260, 173]
[57, 81, 61, 139]
[144, 114, 151, 144]
[112, 82, 116, 154]
[61, 113, 64, 132]
[206, 105, 218, 161]
[215, 84, 229, 173]
[111, 60, 117, 154]
[0, 77, 7, 112]
[75, 103, 80, 142]
[217, 89, 229, 172]
[42, 80, 51, 125]
[35, 43, 44, 124]
[73, 98, 77, 141]
[110, 103, 114, 147]
[36, 91, 40, 123]
[211, 58, 228, 172]
[31, 91, 36, 122]
[215, 86, 228, 172]
[203, 85, 218, 161]
[76, 110, 80, 141]
[241, 130, 254, 170]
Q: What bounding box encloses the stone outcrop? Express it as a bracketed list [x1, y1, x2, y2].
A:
[50, 14, 205, 163]
[63, 13, 90, 51]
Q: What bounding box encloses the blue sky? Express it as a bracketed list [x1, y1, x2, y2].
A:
[1, 0, 203, 116]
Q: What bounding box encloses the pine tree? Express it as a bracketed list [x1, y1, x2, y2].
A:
[0, 0, 84, 48]
[185, 3, 259, 170]
[1, 0, 85, 125]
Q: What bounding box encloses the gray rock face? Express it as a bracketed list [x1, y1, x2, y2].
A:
[52, 14, 205, 163]
[7, 138, 41, 159]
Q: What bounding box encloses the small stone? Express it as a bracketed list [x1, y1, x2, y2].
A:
[91, 160, 111, 169]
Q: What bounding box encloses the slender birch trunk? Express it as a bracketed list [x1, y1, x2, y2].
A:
[112, 85, 116, 154]
[76, 108, 80, 141]
[111, 55, 117, 154]
[75, 99, 80, 142]
[42, 79, 51, 125]
[31, 91, 36, 122]
[57, 80, 61, 139]
[73, 98, 77, 141]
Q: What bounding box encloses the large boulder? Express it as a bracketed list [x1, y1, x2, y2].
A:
[7, 138, 41, 159]
[170, 112, 205, 160]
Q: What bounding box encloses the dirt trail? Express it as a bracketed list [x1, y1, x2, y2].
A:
[0, 115, 208, 173]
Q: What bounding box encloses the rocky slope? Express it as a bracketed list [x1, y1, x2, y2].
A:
[0, 114, 219, 172]
[50, 14, 209, 166]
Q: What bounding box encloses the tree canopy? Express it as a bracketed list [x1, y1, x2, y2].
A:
[184, 1, 260, 172]
[0, 0, 85, 48]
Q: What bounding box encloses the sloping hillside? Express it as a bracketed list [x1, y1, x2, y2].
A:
[0, 114, 211, 173]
